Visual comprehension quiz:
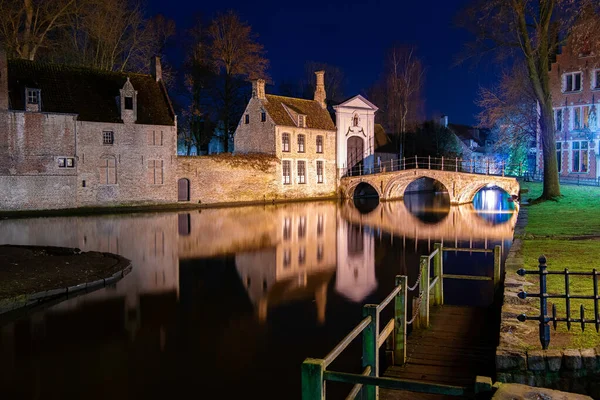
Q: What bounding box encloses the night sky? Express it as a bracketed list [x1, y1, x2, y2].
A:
[148, 0, 502, 126]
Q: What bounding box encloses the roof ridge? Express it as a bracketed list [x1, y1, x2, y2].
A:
[7, 58, 153, 79]
[266, 94, 317, 103]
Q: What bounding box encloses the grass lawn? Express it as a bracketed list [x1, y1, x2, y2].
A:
[518, 182, 600, 349]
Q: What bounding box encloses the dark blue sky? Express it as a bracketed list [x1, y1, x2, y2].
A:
[148, 0, 501, 126]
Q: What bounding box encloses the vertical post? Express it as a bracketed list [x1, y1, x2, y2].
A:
[455, 157, 458, 172]
[301, 358, 325, 400]
[538, 255, 550, 349]
[433, 243, 444, 306]
[395, 275, 407, 366]
[359, 163, 362, 176]
[428, 155, 431, 169]
[493, 245, 501, 291]
[403, 157, 406, 170]
[415, 155, 418, 169]
[502, 161, 505, 176]
[487, 159, 490, 175]
[419, 256, 430, 328]
[362, 304, 379, 400]
[441, 156, 444, 170]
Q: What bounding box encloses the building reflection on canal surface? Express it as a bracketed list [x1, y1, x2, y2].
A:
[0, 190, 516, 400]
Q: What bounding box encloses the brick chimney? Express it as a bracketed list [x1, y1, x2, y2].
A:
[151, 55, 162, 82]
[252, 79, 266, 100]
[0, 47, 8, 110]
[314, 70, 326, 109]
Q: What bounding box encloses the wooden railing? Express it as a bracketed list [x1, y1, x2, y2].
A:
[301, 243, 501, 400]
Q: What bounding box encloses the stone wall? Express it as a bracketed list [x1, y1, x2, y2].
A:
[234, 97, 276, 154]
[496, 207, 600, 397]
[0, 175, 77, 210]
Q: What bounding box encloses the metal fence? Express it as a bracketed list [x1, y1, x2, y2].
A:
[516, 255, 600, 349]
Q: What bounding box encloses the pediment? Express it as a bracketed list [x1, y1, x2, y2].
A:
[334, 95, 378, 111]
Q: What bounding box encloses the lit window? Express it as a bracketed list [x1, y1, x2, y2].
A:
[27, 89, 40, 105]
[103, 131, 114, 145]
[316, 160, 324, 183]
[298, 134, 305, 153]
[316, 135, 323, 153]
[297, 160, 306, 184]
[572, 106, 592, 130]
[282, 133, 290, 152]
[124, 97, 133, 110]
[282, 160, 291, 185]
[571, 141, 588, 172]
[564, 72, 582, 92]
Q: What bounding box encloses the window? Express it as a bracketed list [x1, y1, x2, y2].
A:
[283, 217, 291, 240]
[261, 111, 266, 122]
[297, 160, 306, 184]
[103, 131, 114, 145]
[571, 141, 588, 172]
[283, 249, 291, 268]
[100, 157, 117, 185]
[298, 216, 306, 238]
[148, 160, 164, 184]
[27, 89, 40, 104]
[353, 115, 359, 127]
[564, 72, 582, 92]
[317, 244, 324, 262]
[124, 97, 133, 110]
[58, 158, 74, 168]
[298, 247, 306, 266]
[317, 214, 324, 236]
[595, 70, 600, 89]
[148, 130, 164, 146]
[298, 115, 306, 127]
[282, 160, 291, 184]
[555, 109, 563, 132]
[316, 160, 324, 183]
[316, 135, 323, 153]
[298, 134, 305, 153]
[244, 114, 249, 124]
[556, 142, 562, 173]
[573, 106, 592, 130]
[282, 133, 290, 152]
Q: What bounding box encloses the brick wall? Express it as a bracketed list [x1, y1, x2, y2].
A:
[234, 97, 276, 154]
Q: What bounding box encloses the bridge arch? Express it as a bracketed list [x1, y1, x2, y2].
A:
[343, 180, 383, 200]
[454, 179, 519, 205]
[384, 171, 453, 202]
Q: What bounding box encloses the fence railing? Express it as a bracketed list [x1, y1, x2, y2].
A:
[343, 155, 525, 179]
[301, 243, 500, 400]
[523, 172, 600, 187]
[516, 255, 600, 349]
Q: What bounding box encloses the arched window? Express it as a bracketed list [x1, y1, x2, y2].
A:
[353, 115, 359, 127]
[99, 156, 117, 185]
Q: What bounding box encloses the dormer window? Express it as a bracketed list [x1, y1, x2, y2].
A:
[298, 115, 306, 127]
[119, 77, 137, 123]
[25, 88, 41, 112]
[125, 97, 133, 110]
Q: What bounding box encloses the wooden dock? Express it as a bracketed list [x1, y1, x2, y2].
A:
[380, 305, 497, 400]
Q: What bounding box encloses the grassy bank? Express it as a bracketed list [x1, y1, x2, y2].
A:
[519, 182, 600, 349]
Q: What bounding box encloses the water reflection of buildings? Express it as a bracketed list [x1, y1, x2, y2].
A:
[336, 223, 376, 303]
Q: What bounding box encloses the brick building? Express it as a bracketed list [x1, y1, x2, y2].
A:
[0, 49, 177, 210]
[544, 45, 600, 179]
[234, 72, 338, 198]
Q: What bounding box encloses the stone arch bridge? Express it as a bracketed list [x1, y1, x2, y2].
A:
[340, 169, 520, 205]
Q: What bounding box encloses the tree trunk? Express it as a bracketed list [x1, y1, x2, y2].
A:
[539, 102, 561, 199]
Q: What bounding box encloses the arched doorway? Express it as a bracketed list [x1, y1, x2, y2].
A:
[178, 178, 190, 201]
[347, 136, 364, 174]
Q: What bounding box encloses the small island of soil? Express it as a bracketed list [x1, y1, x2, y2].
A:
[0, 245, 131, 301]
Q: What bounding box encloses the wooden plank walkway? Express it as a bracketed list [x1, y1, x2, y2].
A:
[380, 305, 497, 400]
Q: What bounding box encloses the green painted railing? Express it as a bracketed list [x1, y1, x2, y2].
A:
[301, 243, 500, 400]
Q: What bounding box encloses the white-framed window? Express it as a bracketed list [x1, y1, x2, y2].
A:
[564, 72, 582, 92]
[298, 134, 305, 152]
[556, 142, 562, 173]
[298, 115, 306, 127]
[282, 133, 290, 152]
[316, 135, 323, 153]
[555, 108, 563, 132]
[297, 160, 306, 184]
[593, 69, 600, 90]
[26, 88, 40, 105]
[282, 160, 291, 184]
[571, 141, 588, 173]
[100, 156, 117, 185]
[58, 157, 75, 168]
[148, 160, 164, 184]
[316, 160, 324, 183]
[572, 105, 594, 130]
[103, 131, 114, 145]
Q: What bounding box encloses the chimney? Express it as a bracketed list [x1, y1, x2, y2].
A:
[0, 47, 8, 110]
[314, 70, 326, 109]
[440, 114, 448, 128]
[252, 79, 266, 100]
[151, 55, 162, 82]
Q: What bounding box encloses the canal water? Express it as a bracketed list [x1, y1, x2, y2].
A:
[0, 189, 516, 400]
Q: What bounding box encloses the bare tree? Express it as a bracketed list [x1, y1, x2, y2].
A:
[206, 10, 268, 152]
[0, 0, 77, 60]
[460, 0, 600, 200]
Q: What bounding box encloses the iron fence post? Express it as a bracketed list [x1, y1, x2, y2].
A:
[441, 156, 444, 171]
[419, 256, 430, 328]
[394, 275, 407, 366]
[433, 243, 444, 305]
[362, 304, 379, 400]
[301, 358, 325, 400]
[494, 245, 501, 291]
[428, 155, 431, 169]
[415, 155, 418, 169]
[538, 255, 550, 349]
[455, 157, 458, 172]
